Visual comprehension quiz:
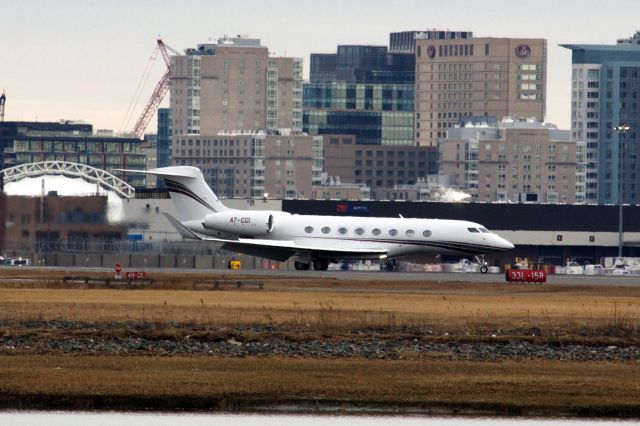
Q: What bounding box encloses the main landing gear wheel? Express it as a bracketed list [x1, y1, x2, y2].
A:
[294, 261, 310, 271]
[480, 265, 488, 274]
[312, 259, 329, 271]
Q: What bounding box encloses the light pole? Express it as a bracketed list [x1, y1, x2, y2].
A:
[614, 124, 630, 259]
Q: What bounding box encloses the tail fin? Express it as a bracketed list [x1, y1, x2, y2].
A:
[133, 166, 231, 222]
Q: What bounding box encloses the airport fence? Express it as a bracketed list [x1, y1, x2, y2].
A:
[2, 239, 227, 256]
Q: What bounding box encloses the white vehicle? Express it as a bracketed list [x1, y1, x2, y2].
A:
[127, 167, 514, 272]
[558, 260, 585, 275]
[584, 264, 605, 275]
[612, 267, 631, 276]
[0, 257, 32, 266]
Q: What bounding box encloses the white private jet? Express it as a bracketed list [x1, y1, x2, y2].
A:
[128, 166, 514, 272]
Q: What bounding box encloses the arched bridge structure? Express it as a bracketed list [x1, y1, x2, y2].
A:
[1, 161, 135, 199]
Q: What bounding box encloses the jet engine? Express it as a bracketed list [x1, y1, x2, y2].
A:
[202, 211, 275, 236]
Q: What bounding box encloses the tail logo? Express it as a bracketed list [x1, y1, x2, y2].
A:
[164, 179, 217, 213]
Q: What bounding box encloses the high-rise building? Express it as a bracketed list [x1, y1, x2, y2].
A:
[303, 85, 415, 145]
[561, 40, 640, 204]
[415, 37, 547, 147]
[310, 45, 414, 85]
[304, 42, 415, 145]
[389, 30, 473, 53]
[617, 31, 640, 45]
[171, 131, 322, 199]
[170, 36, 303, 137]
[157, 108, 171, 168]
[322, 134, 438, 193]
[440, 118, 586, 203]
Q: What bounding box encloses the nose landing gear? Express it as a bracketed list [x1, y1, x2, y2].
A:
[475, 255, 489, 274]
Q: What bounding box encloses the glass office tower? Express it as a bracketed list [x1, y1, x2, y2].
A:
[304, 44, 415, 145]
[562, 41, 640, 204]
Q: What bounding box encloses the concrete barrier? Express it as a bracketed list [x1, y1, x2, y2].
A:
[213, 257, 228, 269]
[83, 254, 103, 268]
[130, 254, 159, 268]
[15, 251, 297, 271]
[56, 253, 75, 267]
[160, 256, 176, 268]
[195, 255, 214, 269]
[103, 254, 128, 269]
[176, 255, 195, 269]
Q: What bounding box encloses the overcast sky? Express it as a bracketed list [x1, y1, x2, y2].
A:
[2, 0, 640, 132]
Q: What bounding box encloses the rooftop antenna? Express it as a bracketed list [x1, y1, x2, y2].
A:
[0, 91, 6, 122]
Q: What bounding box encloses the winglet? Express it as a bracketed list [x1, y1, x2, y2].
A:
[163, 213, 203, 240]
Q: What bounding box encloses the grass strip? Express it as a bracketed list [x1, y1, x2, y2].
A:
[0, 355, 639, 417]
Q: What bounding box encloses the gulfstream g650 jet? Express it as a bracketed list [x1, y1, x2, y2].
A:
[129, 166, 513, 272]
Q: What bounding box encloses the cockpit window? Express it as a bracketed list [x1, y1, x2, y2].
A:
[479, 227, 490, 233]
[467, 227, 480, 233]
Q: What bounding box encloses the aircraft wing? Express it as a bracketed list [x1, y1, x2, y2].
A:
[164, 213, 388, 262]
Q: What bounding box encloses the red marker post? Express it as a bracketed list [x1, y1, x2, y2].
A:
[115, 263, 122, 279]
[505, 269, 546, 283]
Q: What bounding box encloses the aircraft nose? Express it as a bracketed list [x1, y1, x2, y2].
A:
[497, 236, 515, 250]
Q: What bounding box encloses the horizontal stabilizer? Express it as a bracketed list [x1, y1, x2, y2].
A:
[164, 213, 204, 240]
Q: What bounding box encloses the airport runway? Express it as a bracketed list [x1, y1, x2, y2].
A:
[5, 266, 640, 287]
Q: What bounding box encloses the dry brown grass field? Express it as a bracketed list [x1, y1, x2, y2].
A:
[0, 269, 639, 415]
[0, 270, 638, 336]
[1, 355, 639, 416]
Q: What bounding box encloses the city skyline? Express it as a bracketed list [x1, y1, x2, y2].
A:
[2, 0, 640, 132]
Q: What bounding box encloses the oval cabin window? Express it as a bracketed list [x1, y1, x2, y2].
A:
[423, 230, 432, 238]
[406, 230, 415, 237]
[355, 227, 365, 236]
[372, 228, 381, 236]
[338, 227, 348, 235]
[389, 229, 398, 236]
[304, 226, 314, 234]
[321, 226, 331, 234]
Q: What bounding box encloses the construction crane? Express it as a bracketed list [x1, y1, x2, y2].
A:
[128, 39, 179, 139]
[0, 91, 6, 122]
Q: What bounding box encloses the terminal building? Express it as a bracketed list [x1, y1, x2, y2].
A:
[2, 178, 640, 268]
